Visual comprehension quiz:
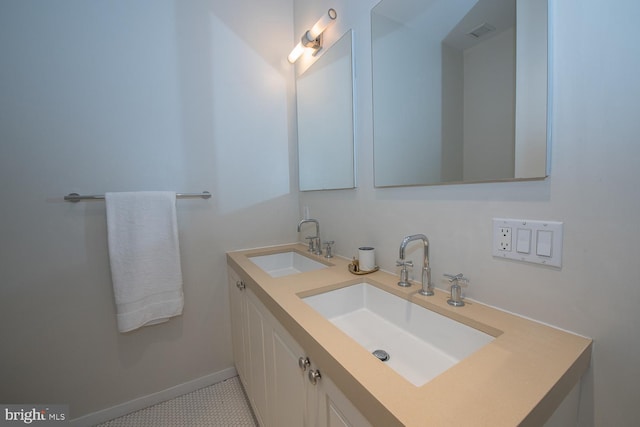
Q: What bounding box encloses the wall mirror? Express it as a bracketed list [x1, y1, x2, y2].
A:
[297, 30, 356, 191]
[372, 0, 549, 187]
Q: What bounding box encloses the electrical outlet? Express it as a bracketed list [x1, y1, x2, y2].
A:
[498, 227, 512, 251]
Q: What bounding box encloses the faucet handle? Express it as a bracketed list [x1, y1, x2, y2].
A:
[396, 260, 414, 268]
[396, 260, 413, 287]
[324, 241, 335, 259]
[444, 273, 466, 282]
[444, 273, 467, 307]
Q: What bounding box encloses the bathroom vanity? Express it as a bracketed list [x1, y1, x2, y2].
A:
[227, 244, 591, 426]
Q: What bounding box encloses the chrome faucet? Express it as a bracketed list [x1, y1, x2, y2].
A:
[297, 219, 322, 255]
[396, 234, 433, 296]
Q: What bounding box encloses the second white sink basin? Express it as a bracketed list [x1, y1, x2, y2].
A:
[249, 251, 328, 277]
[303, 283, 495, 386]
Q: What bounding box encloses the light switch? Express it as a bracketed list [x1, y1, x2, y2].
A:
[516, 229, 531, 254]
[536, 230, 553, 257]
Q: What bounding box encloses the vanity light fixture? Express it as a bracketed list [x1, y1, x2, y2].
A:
[287, 8, 337, 64]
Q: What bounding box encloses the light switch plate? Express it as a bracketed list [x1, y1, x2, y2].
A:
[492, 218, 563, 267]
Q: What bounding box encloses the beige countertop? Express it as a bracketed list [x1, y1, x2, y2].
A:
[227, 244, 592, 427]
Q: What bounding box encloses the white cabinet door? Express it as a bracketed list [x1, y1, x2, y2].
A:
[246, 290, 269, 427]
[315, 374, 372, 427]
[227, 267, 247, 382]
[265, 317, 371, 427]
[267, 324, 309, 426]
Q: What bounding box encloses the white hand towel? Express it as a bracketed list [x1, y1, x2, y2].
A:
[105, 191, 184, 333]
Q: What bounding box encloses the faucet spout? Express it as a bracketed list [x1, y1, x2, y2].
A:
[397, 234, 433, 296]
[297, 219, 321, 255]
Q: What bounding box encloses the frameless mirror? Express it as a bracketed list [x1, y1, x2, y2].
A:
[297, 30, 355, 191]
[372, 0, 549, 187]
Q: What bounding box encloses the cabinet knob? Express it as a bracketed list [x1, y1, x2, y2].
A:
[236, 280, 246, 290]
[298, 356, 310, 371]
[308, 369, 321, 385]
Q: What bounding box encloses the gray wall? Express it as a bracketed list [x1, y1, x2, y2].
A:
[298, 0, 640, 426]
[0, 0, 298, 419]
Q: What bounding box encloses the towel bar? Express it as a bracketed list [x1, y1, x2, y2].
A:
[64, 191, 211, 202]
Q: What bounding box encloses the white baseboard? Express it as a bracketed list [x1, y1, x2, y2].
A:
[69, 366, 238, 427]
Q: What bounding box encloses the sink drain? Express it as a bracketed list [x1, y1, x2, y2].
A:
[372, 349, 390, 362]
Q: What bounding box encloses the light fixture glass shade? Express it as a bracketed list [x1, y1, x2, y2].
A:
[309, 8, 337, 39]
[288, 42, 305, 64]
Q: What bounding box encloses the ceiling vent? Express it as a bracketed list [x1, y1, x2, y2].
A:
[467, 23, 496, 39]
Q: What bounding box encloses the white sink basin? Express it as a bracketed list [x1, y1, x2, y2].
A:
[249, 251, 328, 278]
[303, 283, 494, 386]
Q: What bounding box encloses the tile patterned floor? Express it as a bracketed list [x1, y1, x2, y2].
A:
[96, 376, 257, 426]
